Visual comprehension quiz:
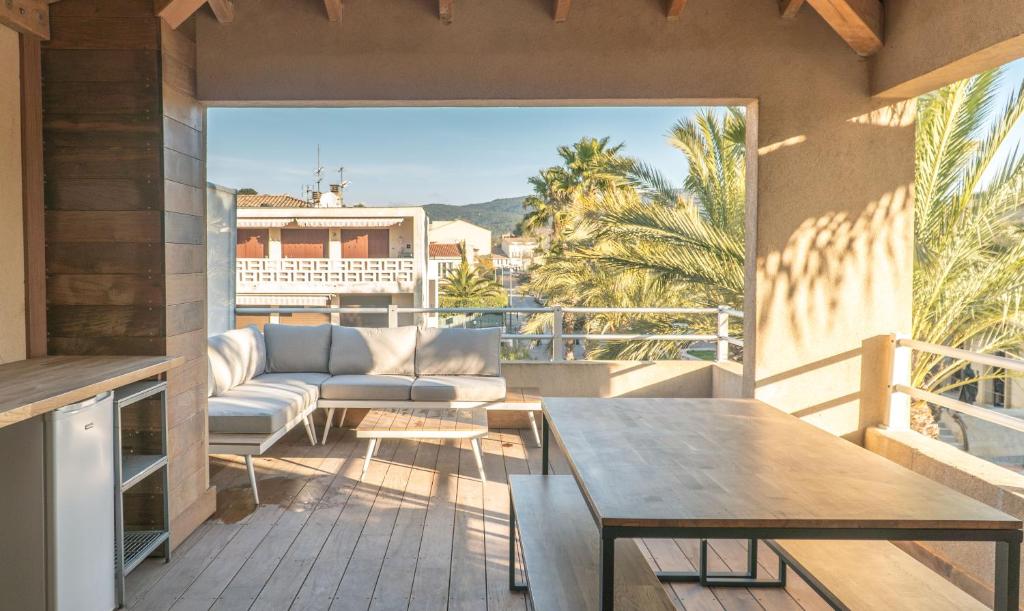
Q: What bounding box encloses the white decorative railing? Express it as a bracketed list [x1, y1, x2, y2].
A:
[236, 258, 416, 292]
[233, 305, 744, 362]
[888, 337, 1024, 434]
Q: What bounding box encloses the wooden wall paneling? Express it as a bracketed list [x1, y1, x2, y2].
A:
[20, 34, 46, 358]
[42, 0, 213, 547]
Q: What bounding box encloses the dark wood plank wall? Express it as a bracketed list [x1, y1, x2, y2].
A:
[160, 19, 214, 545]
[42, 0, 213, 548]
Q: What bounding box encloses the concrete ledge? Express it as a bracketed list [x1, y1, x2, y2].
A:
[865, 426, 1024, 606]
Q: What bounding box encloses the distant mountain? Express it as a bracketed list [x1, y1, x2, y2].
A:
[424, 197, 528, 237]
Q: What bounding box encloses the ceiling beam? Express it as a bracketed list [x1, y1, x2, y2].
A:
[553, 0, 570, 23]
[207, 0, 233, 24]
[805, 0, 883, 56]
[155, 0, 207, 29]
[779, 0, 805, 19]
[666, 0, 686, 21]
[1, 0, 49, 39]
[439, 0, 452, 24]
[323, 0, 342, 22]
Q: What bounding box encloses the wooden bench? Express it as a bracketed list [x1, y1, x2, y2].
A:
[767, 539, 988, 610]
[508, 474, 675, 611]
[356, 406, 488, 481]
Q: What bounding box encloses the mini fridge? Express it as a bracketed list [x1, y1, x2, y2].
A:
[45, 392, 117, 611]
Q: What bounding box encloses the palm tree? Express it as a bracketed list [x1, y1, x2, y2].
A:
[439, 252, 508, 308]
[910, 68, 1024, 432]
[522, 137, 629, 243]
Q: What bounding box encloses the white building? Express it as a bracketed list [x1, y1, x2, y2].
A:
[235, 195, 429, 327]
[497, 235, 539, 271]
[428, 219, 492, 261]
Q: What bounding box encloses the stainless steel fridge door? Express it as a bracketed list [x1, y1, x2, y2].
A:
[46, 391, 116, 611]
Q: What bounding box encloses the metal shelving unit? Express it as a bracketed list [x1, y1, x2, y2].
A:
[113, 379, 171, 607]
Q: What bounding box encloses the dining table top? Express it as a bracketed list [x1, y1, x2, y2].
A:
[541, 397, 1022, 532]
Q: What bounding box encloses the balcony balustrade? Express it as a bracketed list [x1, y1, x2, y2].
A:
[236, 257, 417, 293]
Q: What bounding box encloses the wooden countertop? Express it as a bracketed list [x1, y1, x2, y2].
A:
[0, 356, 183, 429]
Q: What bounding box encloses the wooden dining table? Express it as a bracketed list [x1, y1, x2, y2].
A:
[540, 397, 1024, 611]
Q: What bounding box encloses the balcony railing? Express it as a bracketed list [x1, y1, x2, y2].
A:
[233, 305, 744, 362]
[889, 337, 1024, 435]
[236, 258, 417, 293]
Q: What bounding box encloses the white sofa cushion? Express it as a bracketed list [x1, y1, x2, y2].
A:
[249, 372, 330, 405]
[329, 326, 416, 376]
[321, 374, 415, 401]
[415, 328, 501, 376]
[207, 325, 267, 397]
[410, 375, 507, 402]
[208, 383, 309, 435]
[264, 323, 332, 373]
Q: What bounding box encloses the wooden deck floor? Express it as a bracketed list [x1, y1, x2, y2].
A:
[126, 427, 832, 611]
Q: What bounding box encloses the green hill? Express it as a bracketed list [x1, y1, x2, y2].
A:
[424, 197, 527, 237]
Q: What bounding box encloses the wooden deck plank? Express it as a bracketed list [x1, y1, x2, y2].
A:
[368, 438, 442, 610]
[481, 432, 528, 611]
[406, 438, 461, 611]
[327, 438, 421, 610]
[447, 437, 489, 610]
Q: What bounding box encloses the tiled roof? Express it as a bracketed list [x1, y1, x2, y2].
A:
[429, 242, 463, 258]
[237, 194, 314, 208]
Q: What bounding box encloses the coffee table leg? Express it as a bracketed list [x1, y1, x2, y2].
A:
[361, 438, 377, 481]
[600, 532, 615, 611]
[542, 415, 550, 475]
[995, 538, 1021, 611]
[471, 437, 486, 482]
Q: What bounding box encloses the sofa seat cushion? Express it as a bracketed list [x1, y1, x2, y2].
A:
[410, 375, 507, 402]
[321, 375, 415, 401]
[208, 383, 310, 435]
[249, 372, 330, 404]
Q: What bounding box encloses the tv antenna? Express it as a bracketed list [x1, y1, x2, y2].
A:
[313, 145, 325, 193]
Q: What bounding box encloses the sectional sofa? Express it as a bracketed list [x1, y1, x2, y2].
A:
[207, 323, 505, 504]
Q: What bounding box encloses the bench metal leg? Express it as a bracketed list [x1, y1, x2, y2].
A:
[509, 494, 527, 592]
[527, 411, 541, 447]
[245, 455, 260, 506]
[361, 438, 377, 481]
[471, 437, 486, 482]
[600, 532, 615, 611]
[542, 415, 550, 475]
[657, 539, 786, 588]
[302, 414, 317, 446]
[320, 407, 335, 445]
[996, 538, 1021, 611]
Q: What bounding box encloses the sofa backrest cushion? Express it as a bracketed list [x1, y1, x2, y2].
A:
[415, 327, 501, 376]
[207, 325, 266, 396]
[329, 326, 416, 375]
[264, 323, 332, 373]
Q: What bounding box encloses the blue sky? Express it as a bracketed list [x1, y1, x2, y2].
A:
[208, 58, 1024, 206]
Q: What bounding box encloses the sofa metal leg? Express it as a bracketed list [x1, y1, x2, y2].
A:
[245, 455, 260, 506]
[361, 438, 377, 481]
[471, 437, 486, 482]
[303, 414, 317, 446]
[320, 408, 335, 445]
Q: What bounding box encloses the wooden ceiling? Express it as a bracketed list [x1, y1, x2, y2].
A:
[2, 0, 883, 58]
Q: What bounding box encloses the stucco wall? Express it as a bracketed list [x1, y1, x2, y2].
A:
[501, 360, 713, 399]
[193, 0, 916, 442]
[0, 27, 26, 365]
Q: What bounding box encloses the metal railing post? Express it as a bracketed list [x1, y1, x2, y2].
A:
[716, 306, 729, 362]
[888, 333, 912, 431]
[387, 304, 399, 328]
[552, 306, 565, 361]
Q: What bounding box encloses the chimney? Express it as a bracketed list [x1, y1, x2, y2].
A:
[330, 183, 345, 207]
[311, 191, 321, 206]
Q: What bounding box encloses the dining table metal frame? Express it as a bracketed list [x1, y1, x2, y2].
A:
[539, 413, 1023, 611]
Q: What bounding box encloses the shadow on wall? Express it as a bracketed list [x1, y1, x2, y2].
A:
[751, 101, 915, 442]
